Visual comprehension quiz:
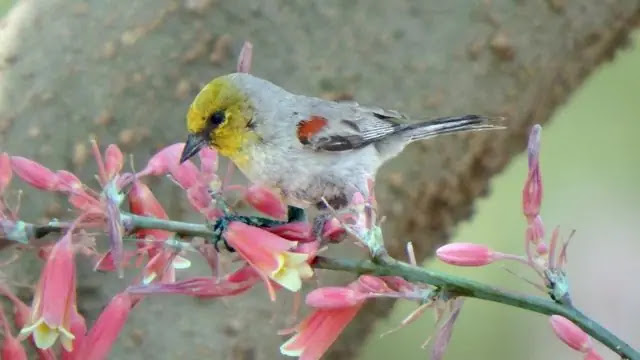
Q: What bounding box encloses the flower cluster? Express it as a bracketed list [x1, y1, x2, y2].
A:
[0, 124, 481, 360]
[0, 40, 627, 360]
[434, 124, 603, 359]
[281, 274, 450, 360]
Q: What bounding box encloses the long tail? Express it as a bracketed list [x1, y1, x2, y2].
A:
[398, 114, 505, 142]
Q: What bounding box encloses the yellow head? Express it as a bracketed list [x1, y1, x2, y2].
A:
[180, 74, 256, 165]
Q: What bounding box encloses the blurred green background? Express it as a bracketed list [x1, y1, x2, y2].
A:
[360, 31, 640, 360]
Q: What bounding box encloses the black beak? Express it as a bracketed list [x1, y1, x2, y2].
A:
[180, 133, 207, 164]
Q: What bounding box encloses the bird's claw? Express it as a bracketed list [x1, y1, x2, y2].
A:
[207, 205, 309, 252]
[311, 213, 333, 242]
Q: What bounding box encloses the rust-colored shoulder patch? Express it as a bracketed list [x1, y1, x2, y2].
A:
[296, 116, 328, 144]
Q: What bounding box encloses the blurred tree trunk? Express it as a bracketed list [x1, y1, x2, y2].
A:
[0, 0, 637, 359]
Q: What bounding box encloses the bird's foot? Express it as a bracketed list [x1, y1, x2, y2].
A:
[311, 213, 333, 242]
[208, 205, 308, 252]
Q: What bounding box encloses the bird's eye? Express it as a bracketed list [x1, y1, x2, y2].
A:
[208, 110, 226, 127]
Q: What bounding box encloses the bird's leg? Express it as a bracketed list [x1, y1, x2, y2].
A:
[206, 184, 309, 251]
[311, 213, 332, 242]
[210, 216, 235, 252]
[286, 205, 307, 223]
[208, 206, 308, 252]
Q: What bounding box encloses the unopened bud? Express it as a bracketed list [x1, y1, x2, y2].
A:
[0, 152, 12, 194]
[198, 147, 218, 175]
[10, 156, 58, 191]
[357, 275, 391, 293]
[104, 144, 124, 180]
[170, 160, 199, 189]
[522, 125, 543, 219]
[139, 143, 185, 177]
[236, 41, 253, 73]
[306, 287, 364, 309]
[245, 185, 287, 220]
[549, 315, 592, 353]
[436, 243, 495, 267]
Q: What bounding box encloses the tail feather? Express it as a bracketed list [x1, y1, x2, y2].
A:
[398, 115, 505, 142]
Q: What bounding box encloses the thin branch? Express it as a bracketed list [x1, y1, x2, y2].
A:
[10, 213, 640, 360]
[313, 256, 639, 360]
[121, 213, 215, 238]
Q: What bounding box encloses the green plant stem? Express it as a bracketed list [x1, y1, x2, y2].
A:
[122, 213, 215, 238]
[313, 256, 639, 360]
[21, 213, 640, 360]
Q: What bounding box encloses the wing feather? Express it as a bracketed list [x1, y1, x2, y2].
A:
[297, 101, 406, 152]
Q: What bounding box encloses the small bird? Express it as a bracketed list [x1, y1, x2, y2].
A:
[180, 72, 501, 214]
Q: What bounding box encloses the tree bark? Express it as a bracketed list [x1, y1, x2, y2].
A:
[0, 0, 637, 359]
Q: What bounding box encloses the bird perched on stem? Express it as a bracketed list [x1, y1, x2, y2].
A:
[180, 73, 502, 220]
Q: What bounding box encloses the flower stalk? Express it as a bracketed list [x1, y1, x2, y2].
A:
[13, 213, 639, 360]
[2, 122, 637, 360]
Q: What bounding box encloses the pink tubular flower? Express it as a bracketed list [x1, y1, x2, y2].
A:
[137, 143, 186, 177]
[583, 350, 604, 360]
[128, 181, 190, 283]
[142, 251, 191, 284]
[236, 40, 253, 73]
[549, 315, 594, 352]
[245, 185, 288, 220]
[93, 250, 136, 273]
[436, 243, 496, 266]
[0, 305, 27, 360]
[0, 286, 30, 329]
[61, 309, 87, 360]
[53, 169, 101, 212]
[357, 274, 392, 293]
[104, 144, 124, 180]
[10, 156, 58, 191]
[72, 292, 135, 360]
[282, 275, 432, 360]
[198, 147, 218, 176]
[322, 217, 346, 243]
[280, 306, 363, 360]
[267, 222, 313, 242]
[0, 286, 56, 360]
[431, 298, 465, 360]
[225, 222, 313, 300]
[523, 124, 542, 220]
[128, 265, 261, 299]
[185, 184, 215, 213]
[20, 231, 77, 351]
[305, 287, 365, 309]
[55, 170, 82, 193]
[0, 152, 11, 194]
[128, 180, 171, 250]
[549, 315, 603, 359]
[525, 215, 545, 245]
[169, 159, 199, 189]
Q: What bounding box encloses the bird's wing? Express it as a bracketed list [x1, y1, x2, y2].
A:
[295, 100, 408, 152]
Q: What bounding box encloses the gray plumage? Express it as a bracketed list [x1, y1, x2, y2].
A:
[219, 73, 503, 210]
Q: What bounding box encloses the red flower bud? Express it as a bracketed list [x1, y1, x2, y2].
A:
[10, 156, 58, 191]
[104, 144, 124, 180]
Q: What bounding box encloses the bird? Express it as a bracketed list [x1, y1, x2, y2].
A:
[179, 72, 502, 220]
